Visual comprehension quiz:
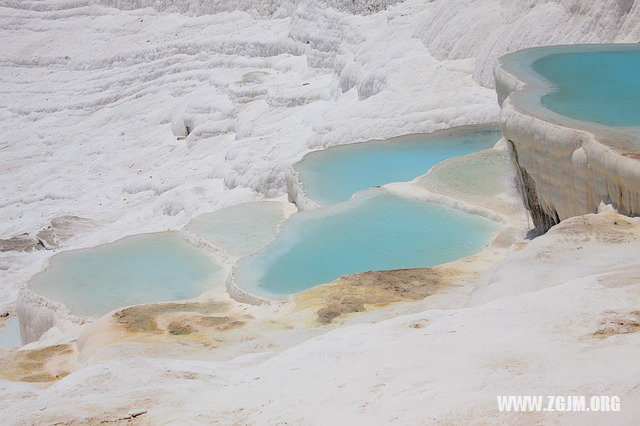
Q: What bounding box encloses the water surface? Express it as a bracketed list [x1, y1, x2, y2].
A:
[296, 127, 500, 204]
[30, 232, 222, 317]
[0, 316, 21, 348]
[532, 48, 640, 127]
[234, 190, 500, 296]
[185, 201, 288, 257]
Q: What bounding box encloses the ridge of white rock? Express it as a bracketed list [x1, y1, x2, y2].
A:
[16, 284, 87, 346]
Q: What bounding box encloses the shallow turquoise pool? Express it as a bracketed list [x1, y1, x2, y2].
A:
[532, 48, 640, 127]
[29, 232, 222, 317]
[233, 190, 500, 296]
[185, 201, 289, 257]
[295, 126, 500, 204]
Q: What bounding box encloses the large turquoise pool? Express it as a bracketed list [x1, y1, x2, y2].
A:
[295, 127, 501, 204]
[29, 232, 222, 317]
[233, 190, 500, 296]
[533, 48, 640, 127]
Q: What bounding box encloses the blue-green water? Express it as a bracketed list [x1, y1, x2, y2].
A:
[0, 316, 21, 348]
[533, 49, 640, 127]
[234, 191, 500, 296]
[296, 127, 500, 204]
[29, 232, 222, 317]
[185, 201, 287, 257]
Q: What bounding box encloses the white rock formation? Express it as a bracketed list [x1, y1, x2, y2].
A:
[1, 0, 640, 422]
[495, 45, 640, 232]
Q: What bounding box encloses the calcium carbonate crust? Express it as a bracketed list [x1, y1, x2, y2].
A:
[17, 284, 87, 346]
[495, 44, 640, 232]
[285, 166, 320, 211]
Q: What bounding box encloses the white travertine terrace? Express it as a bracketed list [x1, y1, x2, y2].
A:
[3, 1, 640, 422]
[495, 44, 640, 232]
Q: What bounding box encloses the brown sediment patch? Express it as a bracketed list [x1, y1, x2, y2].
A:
[35, 410, 153, 425]
[164, 315, 247, 334]
[317, 299, 365, 325]
[340, 267, 453, 299]
[0, 343, 77, 383]
[622, 152, 640, 161]
[550, 212, 638, 244]
[0, 234, 44, 252]
[110, 301, 252, 342]
[113, 301, 229, 334]
[167, 322, 194, 336]
[215, 320, 245, 331]
[594, 310, 640, 338]
[163, 314, 247, 335]
[598, 271, 640, 289]
[196, 316, 233, 327]
[71, 302, 257, 365]
[294, 266, 457, 324]
[408, 319, 428, 329]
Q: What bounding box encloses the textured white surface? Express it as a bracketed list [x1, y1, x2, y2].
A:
[416, 0, 640, 87]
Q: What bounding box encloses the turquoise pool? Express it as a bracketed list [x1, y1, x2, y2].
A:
[533, 48, 640, 127]
[295, 126, 501, 204]
[233, 190, 500, 296]
[29, 232, 222, 317]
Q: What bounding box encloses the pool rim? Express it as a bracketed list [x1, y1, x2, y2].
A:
[496, 43, 640, 152]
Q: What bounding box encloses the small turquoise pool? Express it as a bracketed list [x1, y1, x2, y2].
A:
[233, 190, 500, 296]
[533, 48, 640, 127]
[295, 126, 501, 204]
[0, 316, 21, 348]
[29, 232, 222, 317]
